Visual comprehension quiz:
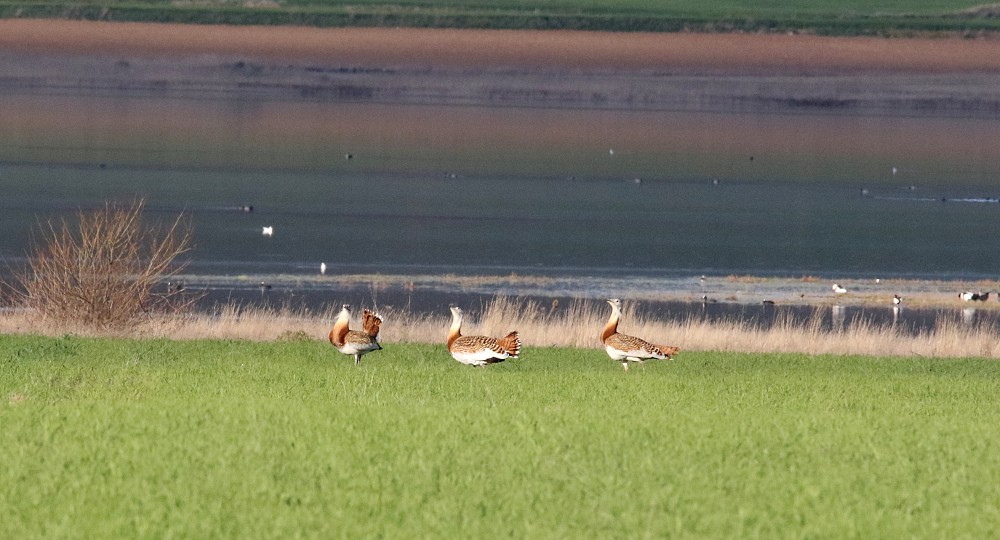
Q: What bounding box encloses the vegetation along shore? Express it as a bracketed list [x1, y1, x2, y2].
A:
[5, 0, 1000, 35]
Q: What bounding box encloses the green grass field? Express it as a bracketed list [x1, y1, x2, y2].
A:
[2, 0, 1000, 35]
[4, 334, 1000, 537]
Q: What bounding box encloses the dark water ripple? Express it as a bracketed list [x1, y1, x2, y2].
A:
[4, 97, 1000, 334]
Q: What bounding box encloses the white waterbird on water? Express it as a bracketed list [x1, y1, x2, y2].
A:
[832, 284, 847, 295]
[262, 226, 273, 237]
[320, 262, 327, 275]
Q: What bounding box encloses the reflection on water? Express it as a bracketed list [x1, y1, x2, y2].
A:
[3, 94, 1000, 327]
[6, 95, 1000, 186]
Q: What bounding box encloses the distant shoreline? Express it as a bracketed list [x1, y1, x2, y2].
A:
[164, 271, 1000, 313]
[4, 19, 1000, 75]
[4, 20, 1000, 116]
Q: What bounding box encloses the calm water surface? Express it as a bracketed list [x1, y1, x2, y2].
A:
[2, 94, 1000, 320]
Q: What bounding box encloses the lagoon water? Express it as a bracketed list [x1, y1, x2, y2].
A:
[3, 94, 1000, 325]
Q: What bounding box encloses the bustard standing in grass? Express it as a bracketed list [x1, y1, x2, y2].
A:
[602, 298, 679, 372]
[447, 305, 521, 366]
[329, 304, 383, 365]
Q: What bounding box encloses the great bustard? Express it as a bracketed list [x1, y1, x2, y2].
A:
[447, 306, 521, 366]
[602, 298, 679, 372]
[329, 304, 383, 365]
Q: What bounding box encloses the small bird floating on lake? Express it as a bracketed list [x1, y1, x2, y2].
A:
[262, 226, 273, 237]
[832, 283, 847, 295]
[447, 305, 520, 367]
[602, 298, 679, 372]
[320, 262, 327, 275]
[329, 304, 383, 365]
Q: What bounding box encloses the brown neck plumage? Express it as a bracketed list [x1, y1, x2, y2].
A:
[330, 317, 349, 347]
[601, 309, 619, 343]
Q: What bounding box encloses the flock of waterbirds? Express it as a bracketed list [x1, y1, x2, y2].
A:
[327, 299, 679, 372]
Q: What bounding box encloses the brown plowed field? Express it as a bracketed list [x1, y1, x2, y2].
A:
[3, 19, 1000, 75]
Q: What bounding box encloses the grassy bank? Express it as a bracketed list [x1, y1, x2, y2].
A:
[4, 334, 1000, 536]
[2, 0, 1000, 35]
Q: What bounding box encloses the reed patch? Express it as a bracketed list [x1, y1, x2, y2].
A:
[3, 296, 999, 359]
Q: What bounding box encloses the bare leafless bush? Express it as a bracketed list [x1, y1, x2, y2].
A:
[12, 199, 196, 331]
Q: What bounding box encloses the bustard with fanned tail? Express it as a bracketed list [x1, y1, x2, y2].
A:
[329, 304, 383, 365]
[447, 305, 521, 366]
[602, 298, 679, 371]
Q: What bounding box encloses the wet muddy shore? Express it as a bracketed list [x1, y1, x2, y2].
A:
[4, 20, 1000, 116]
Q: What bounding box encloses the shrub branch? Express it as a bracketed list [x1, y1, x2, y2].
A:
[14, 199, 196, 331]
